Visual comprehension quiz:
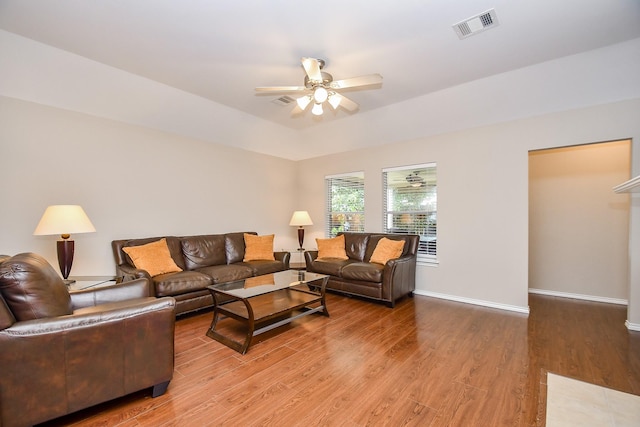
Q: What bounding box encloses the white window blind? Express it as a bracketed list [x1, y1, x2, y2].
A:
[325, 172, 365, 237]
[383, 164, 437, 262]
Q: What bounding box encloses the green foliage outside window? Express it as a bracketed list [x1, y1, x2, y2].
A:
[326, 175, 365, 237]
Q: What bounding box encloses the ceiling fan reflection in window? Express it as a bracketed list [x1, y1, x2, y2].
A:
[255, 57, 382, 116]
[406, 171, 427, 188]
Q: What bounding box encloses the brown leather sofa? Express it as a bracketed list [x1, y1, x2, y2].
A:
[304, 232, 419, 307]
[112, 232, 290, 315]
[0, 253, 176, 427]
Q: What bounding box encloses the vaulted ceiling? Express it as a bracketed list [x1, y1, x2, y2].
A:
[1, 0, 639, 159]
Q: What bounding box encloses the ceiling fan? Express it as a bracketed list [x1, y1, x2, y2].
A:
[406, 171, 426, 188]
[255, 57, 382, 116]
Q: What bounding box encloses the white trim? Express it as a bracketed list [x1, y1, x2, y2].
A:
[325, 171, 364, 179]
[625, 320, 640, 332]
[528, 288, 628, 306]
[414, 290, 530, 314]
[417, 259, 439, 267]
[382, 162, 436, 173]
[613, 175, 640, 193]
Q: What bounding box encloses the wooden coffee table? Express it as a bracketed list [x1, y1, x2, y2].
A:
[206, 270, 329, 354]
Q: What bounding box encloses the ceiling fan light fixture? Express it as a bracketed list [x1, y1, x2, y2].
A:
[313, 86, 328, 103]
[328, 92, 341, 109]
[255, 57, 380, 117]
[296, 95, 312, 110]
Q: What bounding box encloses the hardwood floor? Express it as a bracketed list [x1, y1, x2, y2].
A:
[39, 293, 640, 426]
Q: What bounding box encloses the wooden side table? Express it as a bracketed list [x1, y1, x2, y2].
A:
[289, 248, 314, 270]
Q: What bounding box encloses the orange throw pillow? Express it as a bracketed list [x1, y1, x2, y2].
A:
[316, 235, 348, 260]
[243, 234, 275, 261]
[122, 238, 182, 277]
[369, 237, 405, 265]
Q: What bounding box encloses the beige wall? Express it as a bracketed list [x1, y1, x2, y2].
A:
[0, 96, 299, 275]
[529, 141, 630, 301]
[2, 95, 639, 324]
[297, 99, 640, 314]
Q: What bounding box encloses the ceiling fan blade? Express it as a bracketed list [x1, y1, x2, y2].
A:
[335, 93, 359, 112]
[301, 57, 323, 82]
[330, 74, 383, 89]
[255, 86, 307, 92]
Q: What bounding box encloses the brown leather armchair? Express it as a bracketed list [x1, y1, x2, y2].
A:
[0, 253, 176, 427]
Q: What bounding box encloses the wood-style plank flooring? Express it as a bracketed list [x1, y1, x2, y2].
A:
[39, 293, 640, 426]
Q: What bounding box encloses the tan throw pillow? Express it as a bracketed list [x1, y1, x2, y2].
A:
[316, 235, 348, 260]
[243, 234, 275, 261]
[369, 238, 405, 265]
[122, 238, 182, 277]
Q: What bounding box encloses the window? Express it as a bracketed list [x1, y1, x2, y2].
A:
[325, 172, 365, 237]
[383, 164, 437, 262]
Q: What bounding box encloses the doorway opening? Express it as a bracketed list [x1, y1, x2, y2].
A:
[528, 139, 631, 303]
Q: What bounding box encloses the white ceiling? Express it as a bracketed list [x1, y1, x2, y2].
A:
[1, 0, 639, 158]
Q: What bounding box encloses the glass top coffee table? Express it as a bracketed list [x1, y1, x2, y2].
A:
[206, 270, 329, 354]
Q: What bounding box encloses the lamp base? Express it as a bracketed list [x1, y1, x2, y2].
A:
[63, 279, 76, 286]
[57, 239, 75, 280]
[297, 227, 305, 250]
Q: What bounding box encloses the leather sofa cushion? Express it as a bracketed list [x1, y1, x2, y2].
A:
[196, 264, 254, 284]
[342, 233, 369, 261]
[226, 232, 253, 264]
[310, 258, 353, 276]
[341, 262, 384, 282]
[0, 296, 15, 330]
[153, 270, 213, 297]
[181, 235, 227, 270]
[0, 253, 72, 321]
[240, 260, 286, 276]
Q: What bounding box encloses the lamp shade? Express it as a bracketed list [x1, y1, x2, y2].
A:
[34, 205, 96, 237]
[289, 211, 313, 227]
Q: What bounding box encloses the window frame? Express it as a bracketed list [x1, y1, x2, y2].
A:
[382, 163, 437, 264]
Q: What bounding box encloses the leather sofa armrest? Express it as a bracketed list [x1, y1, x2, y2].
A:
[274, 251, 291, 268]
[304, 250, 318, 269]
[70, 278, 153, 310]
[382, 255, 417, 306]
[116, 263, 152, 282]
[5, 297, 175, 336]
[385, 254, 415, 267]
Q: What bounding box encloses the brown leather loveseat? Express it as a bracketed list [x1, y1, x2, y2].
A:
[112, 232, 290, 315]
[0, 253, 176, 427]
[304, 232, 419, 307]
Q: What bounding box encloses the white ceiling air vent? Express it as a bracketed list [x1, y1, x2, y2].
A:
[271, 95, 295, 106]
[453, 9, 499, 40]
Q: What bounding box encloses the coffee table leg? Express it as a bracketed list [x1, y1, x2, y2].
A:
[206, 296, 256, 355]
[239, 299, 255, 354]
[321, 276, 330, 316]
[206, 293, 249, 354]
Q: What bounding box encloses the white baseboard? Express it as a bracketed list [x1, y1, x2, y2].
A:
[528, 288, 628, 306]
[626, 320, 640, 332]
[413, 290, 530, 315]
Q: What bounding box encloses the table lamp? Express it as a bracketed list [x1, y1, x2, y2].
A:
[289, 211, 313, 250]
[33, 205, 96, 284]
